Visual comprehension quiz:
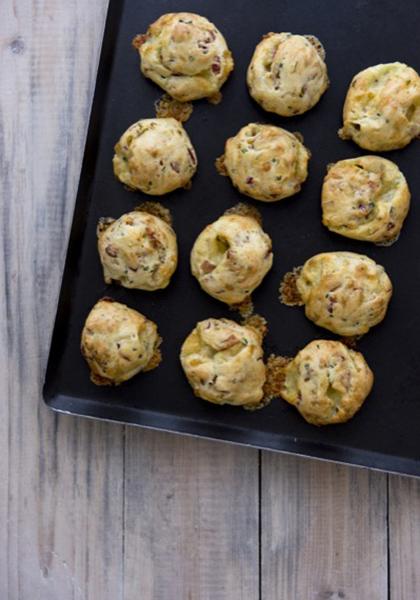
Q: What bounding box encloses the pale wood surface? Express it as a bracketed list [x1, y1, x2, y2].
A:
[124, 430, 259, 600]
[261, 454, 388, 600]
[1, 1, 419, 599]
[389, 476, 420, 600]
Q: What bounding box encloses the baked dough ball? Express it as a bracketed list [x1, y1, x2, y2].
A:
[113, 118, 197, 195]
[338, 62, 420, 151]
[180, 318, 266, 407]
[97, 209, 178, 290]
[322, 156, 410, 245]
[219, 123, 310, 202]
[191, 213, 273, 304]
[133, 13, 234, 102]
[295, 252, 392, 336]
[281, 340, 373, 425]
[247, 32, 329, 117]
[81, 298, 160, 385]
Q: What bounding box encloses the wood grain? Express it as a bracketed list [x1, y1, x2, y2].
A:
[0, 1, 124, 599]
[123, 430, 259, 600]
[261, 454, 389, 600]
[389, 475, 420, 600]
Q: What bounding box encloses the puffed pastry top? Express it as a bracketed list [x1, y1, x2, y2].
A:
[113, 118, 197, 195]
[247, 32, 329, 116]
[81, 298, 160, 385]
[322, 156, 410, 245]
[219, 123, 310, 202]
[339, 62, 420, 151]
[97, 209, 178, 290]
[180, 318, 266, 407]
[134, 12, 234, 102]
[281, 339, 374, 425]
[295, 252, 392, 336]
[191, 213, 273, 304]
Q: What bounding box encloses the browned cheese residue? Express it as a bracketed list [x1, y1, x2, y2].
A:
[279, 266, 304, 306]
[242, 313, 268, 339]
[224, 202, 263, 226]
[154, 94, 193, 123]
[132, 33, 149, 49]
[135, 202, 173, 226]
[144, 336, 162, 372]
[263, 354, 292, 403]
[339, 335, 362, 349]
[215, 154, 228, 176]
[230, 295, 254, 319]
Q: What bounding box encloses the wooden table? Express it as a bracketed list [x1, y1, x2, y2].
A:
[1, 2, 419, 598]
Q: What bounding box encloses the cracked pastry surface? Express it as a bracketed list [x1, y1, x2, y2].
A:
[113, 118, 197, 195]
[338, 62, 420, 151]
[247, 32, 329, 116]
[81, 298, 160, 386]
[180, 318, 266, 407]
[97, 209, 178, 290]
[190, 213, 273, 305]
[133, 12, 234, 102]
[322, 156, 410, 245]
[280, 339, 374, 425]
[219, 123, 310, 202]
[295, 252, 392, 336]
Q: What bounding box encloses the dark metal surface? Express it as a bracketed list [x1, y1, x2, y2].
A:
[43, 0, 420, 476]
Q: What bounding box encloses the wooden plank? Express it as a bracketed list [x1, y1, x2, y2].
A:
[261, 454, 388, 600]
[123, 430, 259, 600]
[0, 1, 126, 599]
[389, 475, 420, 599]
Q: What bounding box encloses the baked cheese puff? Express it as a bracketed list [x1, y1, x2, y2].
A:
[81, 298, 161, 385]
[217, 123, 310, 202]
[133, 13, 234, 102]
[180, 318, 266, 407]
[281, 339, 373, 425]
[113, 118, 197, 195]
[281, 252, 392, 336]
[247, 32, 329, 116]
[339, 62, 420, 151]
[322, 156, 410, 245]
[191, 213, 273, 305]
[97, 208, 178, 290]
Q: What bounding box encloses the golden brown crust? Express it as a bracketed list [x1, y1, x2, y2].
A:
[280, 340, 374, 425]
[247, 32, 329, 117]
[295, 252, 393, 336]
[180, 318, 266, 407]
[221, 123, 310, 202]
[81, 299, 161, 385]
[338, 62, 420, 151]
[191, 213, 273, 305]
[322, 156, 411, 244]
[135, 12, 234, 102]
[97, 210, 178, 291]
[113, 118, 197, 195]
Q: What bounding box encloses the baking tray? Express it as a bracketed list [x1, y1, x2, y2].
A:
[43, 0, 420, 476]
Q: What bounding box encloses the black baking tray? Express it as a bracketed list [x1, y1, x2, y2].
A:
[43, 0, 420, 476]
